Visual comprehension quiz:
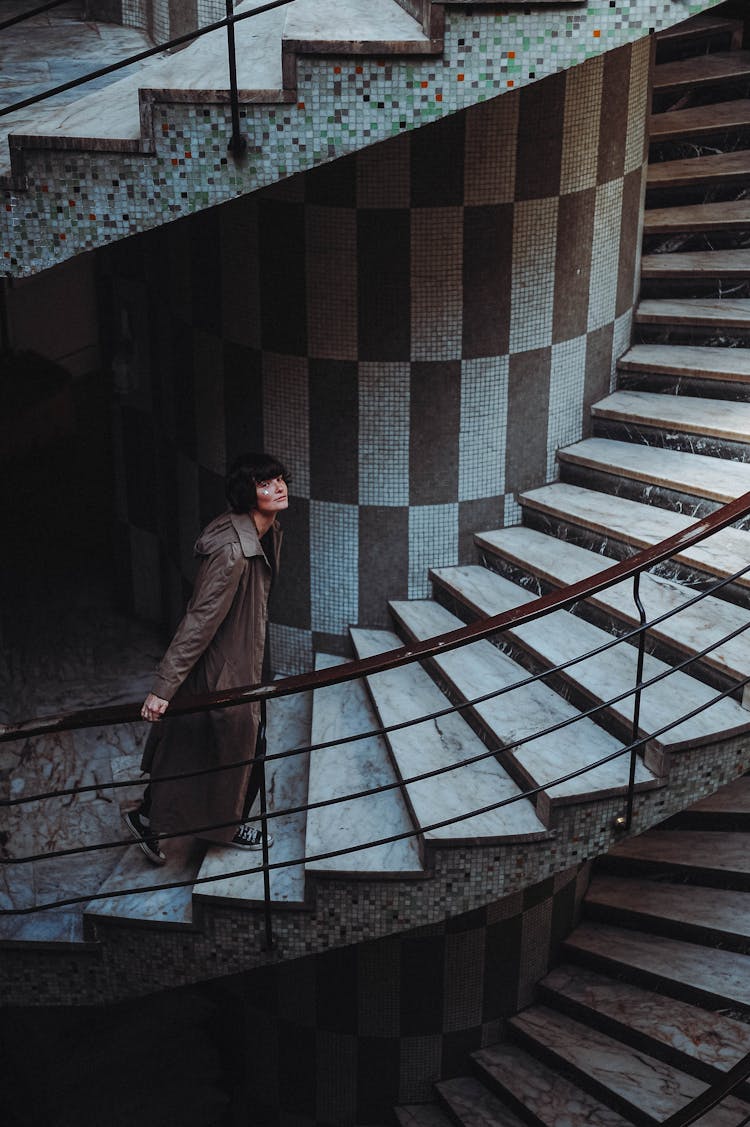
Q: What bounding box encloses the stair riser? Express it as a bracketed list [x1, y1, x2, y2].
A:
[662, 809, 750, 832]
[557, 460, 727, 520]
[640, 279, 750, 303]
[518, 506, 750, 612]
[477, 550, 742, 704]
[596, 852, 750, 892]
[506, 1022, 656, 1127]
[591, 417, 750, 464]
[582, 899, 750, 953]
[645, 185, 750, 214]
[617, 370, 750, 402]
[467, 1060, 559, 1127]
[652, 79, 750, 115]
[635, 323, 750, 347]
[649, 125, 750, 148]
[535, 981, 750, 1096]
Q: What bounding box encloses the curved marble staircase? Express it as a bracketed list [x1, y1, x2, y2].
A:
[397, 773, 750, 1127]
[4, 5, 750, 1015]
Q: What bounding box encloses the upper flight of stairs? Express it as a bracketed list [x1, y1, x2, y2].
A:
[396, 772, 750, 1127]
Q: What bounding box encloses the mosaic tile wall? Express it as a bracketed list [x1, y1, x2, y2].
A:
[1, 0, 720, 275]
[88, 0, 225, 42]
[107, 36, 649, 672]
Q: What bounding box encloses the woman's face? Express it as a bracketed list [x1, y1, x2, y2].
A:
[255, 475, 289, 515]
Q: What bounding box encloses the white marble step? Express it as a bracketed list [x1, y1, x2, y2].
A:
[592, 389, 750, 444]
[284, 0, 431, 50]
[194, 690, 312, 907]
[85, 835, 204, 927]
[509, 1005, 750, 1125]
[586, 874, 750, 945]
[560, 435, 750, 501]
[635, 298, 750, 329]
[476, 523, 750, 685]
[608, 829, 750, 877]
[618, 343, 750, 384]
[641, 249, 750, 279]
[566, 921, 750, 1009]
[429, 565, 750, 754]
[541, 963, 750, 1077]
[644, 200, 750, 235]
[647, 149, 750, 190]
[350, 627, 547, 844]
[305, 654, 422, 876]
[520, 482, 750, 593]
[437, 1076, 529, 1127]
[395, 1104, 455, 1127]
[388, 598, 656, 820]
[472, 1042, 632, 1127]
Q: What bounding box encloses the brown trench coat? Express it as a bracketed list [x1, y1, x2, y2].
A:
[141, 510, 282, 844]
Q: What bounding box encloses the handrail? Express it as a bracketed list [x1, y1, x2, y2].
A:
[3, 490, 750, 744]
[0, 0, 296, 119]
[0, 0, 71, 32]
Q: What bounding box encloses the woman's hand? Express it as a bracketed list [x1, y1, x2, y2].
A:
[141, 693, 169, 722]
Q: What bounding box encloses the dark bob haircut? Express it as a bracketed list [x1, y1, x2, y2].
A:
[225, 452, 290, 513]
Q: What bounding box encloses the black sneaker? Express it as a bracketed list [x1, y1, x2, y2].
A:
[229, 822, 274, 851]
[123, 809, 167, 865]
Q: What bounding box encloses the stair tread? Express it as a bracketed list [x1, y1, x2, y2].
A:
[285, 0, 429, 46]
[649, 99, 750, 142]
[656, 13, 743, 42]
[647, 149, 750, 188]
[636, 297, 750, 327]
[560, 434, 750, 501]
[389, 597, 655, 807]
[653, 50, 750, 92]
[195, 691, 311, 905]
[509, 1005, 750, 1124]
[85, 836, 203, 926]
[566, 920, 750, 1007]
[395, 1104, 455, 1127]
[473, 1041, 632, 1127]
[593, 387, 750, 441]
[609, 829, 750, 873]
[587, 873, 750, 941]
[619, 343, 750, 380]
[306, 654, 422, 875]
[521, 481, 750, 590]
[690, 775, 750, 813]
[350, 627, 547, 843]
[641, 249, 750, 277]
[437, 1076, 528, 1127]
[542, 962, 750, 1072]
[475, 522, 750, 683]
[430, 563, 750, 749]
[644, 199, 750, 234]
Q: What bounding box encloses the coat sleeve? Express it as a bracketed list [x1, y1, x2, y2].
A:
[150, 543, 245, 701]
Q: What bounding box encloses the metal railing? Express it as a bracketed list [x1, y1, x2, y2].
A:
[0, 0, 297, 156]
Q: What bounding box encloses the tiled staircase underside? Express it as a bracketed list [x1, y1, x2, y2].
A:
[0, 0, 724, 275]
[396, 774, 750, 1127]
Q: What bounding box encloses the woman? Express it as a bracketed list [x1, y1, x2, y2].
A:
[125, 452, 289, 864]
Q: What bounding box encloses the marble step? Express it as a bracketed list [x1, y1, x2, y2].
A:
[540, 962, 750, 1083]
[395, 1103, 455, 1127]
[474, 522, 750, 686]
[84, 834, 204, 928]
[641, 249, 750, 278]
[472, 1041, 633, 1127]
[305, 654, 423, 876]
[618, 343, 750, 384]
[565, 920, 750, 1009]
[647, 149, 750, 190]
[635, 297, 750, 329]
[349, 627, 548, 845]
[585, 873, 750, 948]
[508, 1004, 750, 1126]
[559, 434, 750, 504]
[388, 596, 657, 823]
[193, 690, 312, 908]
[655, 13, 744, 50]
[437, 1076, 528, 1127]
[649, 99, 750, 144]
[644, 200, 750, 235]
[652, 50, 750, 95]
[429, 564, 750, 761]
[605, 829, 750, 883]
[520, 482, 750, 595]
[592, 388, 750, 445]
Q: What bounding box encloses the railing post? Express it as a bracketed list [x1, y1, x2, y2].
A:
[624, 572, 648, 830]
[257, 697, 274, 950]
[225, 0, 247, 157]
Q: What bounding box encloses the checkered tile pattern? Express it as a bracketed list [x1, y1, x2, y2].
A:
[111, 38, 649, 671]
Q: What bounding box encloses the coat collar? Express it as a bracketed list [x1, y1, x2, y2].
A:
[229, 511, 282, 561]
